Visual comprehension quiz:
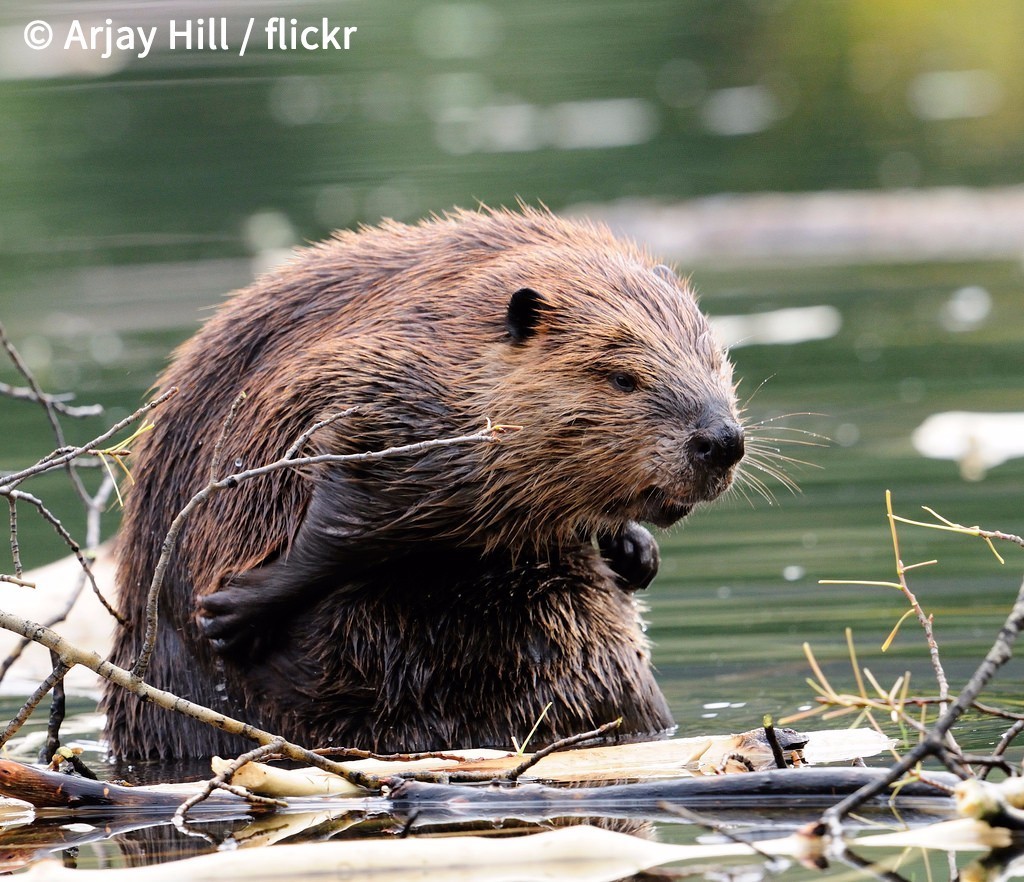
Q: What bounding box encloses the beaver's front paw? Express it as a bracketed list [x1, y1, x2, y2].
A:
[599, 521, 660, 591]
[197, 582, 269, 657]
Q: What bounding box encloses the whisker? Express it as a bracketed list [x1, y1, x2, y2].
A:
[745, 448, 804, 476]
[747, 423, 831, 440]
[745, 447, 821, 471]
[738, 374, 777, 410]
[731, 480, 757, 508]
[737, 471, 770, 499]
[745, 474, 779, 503]
[735, 470, 778, 505]
[744, 458, 802, 494]
[745, 411, 827, 425]
[745, 434, 826, 449]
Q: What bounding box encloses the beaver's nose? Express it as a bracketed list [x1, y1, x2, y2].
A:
[689, 420, 745, 470]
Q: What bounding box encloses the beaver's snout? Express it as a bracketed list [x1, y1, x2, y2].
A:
[688, 419, 745, 472]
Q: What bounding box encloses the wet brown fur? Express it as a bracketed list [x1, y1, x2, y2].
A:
[102, 207, 740, 759]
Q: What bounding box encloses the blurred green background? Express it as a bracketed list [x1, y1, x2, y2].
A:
[1, 0, 1023, 747]
[3, 0, 1024, 273]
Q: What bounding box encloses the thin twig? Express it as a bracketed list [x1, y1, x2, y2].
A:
[892, 506, 1024, 559]
[499, 718, 622, 782]
[284, 408, 358, 459]
[0, 662, 69, 749]
[7, 489, 123, 623]
[955, 753, 1015, 775]
[0, 322, 91, 507]
[981, 719, 1024, 781]
[41, 650, 65, 761]
[972, 701, 1024, 722]
[82, 473, 117, 614]
[0, 574, 34, 588]
[208, 391, 247, 483]
[0, 381, 102, 417]
[7, 497, 22, 579]
[884, 491, 953, 712]
[173, 737, 287, 824]
[0, 475, 116, 689]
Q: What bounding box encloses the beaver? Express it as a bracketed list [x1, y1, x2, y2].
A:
[101, 206, 744, 759]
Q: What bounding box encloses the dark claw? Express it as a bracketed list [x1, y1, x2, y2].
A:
[599, 521, 660, 591]
[197, 583, 271, 656]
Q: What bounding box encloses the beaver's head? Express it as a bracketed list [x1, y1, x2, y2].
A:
[470, 242, 743, 549]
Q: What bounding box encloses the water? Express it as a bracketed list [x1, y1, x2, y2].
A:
[2, 0, 1024, 874]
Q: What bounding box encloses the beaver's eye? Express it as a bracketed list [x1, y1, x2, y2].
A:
[609, 371, 638, 393]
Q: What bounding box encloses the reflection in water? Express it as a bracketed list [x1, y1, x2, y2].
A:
[581, 188, 1024, 264]
[941, 285, 993, 332]
[912, 411, 1024, 481]
[711, 305, 842, 349]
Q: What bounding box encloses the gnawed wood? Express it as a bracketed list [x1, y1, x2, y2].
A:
[16, 816, 1006, 882]
[14, 824, 815, 882]
[0, 727, 896, 813]
[232, 726, 892, 794]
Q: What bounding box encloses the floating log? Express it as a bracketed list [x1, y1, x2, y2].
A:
[0, 760, 235, 811]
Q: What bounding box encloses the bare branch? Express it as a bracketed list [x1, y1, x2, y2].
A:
[208, 391, 248, 483]
[284, 407, 358, 459]
[0, 475, 117, 690]
[41, 649, 66, 761]
[173, 737, 287, 824]
[0, 608, 389, 791]
[500, 718, 622, 783]
[820, 575, 1024, 838]
[0, 662, 69, 749]
[892, 505, 1024, 559]
[7, 497, 22, 579]
[7, 489, 123, 624]
[0, 381, 103, 418]
[883, 491, 953, 713]
[0, 322, 90, 507]
[0, 574, 35, 588]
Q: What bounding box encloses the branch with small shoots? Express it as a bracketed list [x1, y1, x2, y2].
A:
[0, 382, 102, 418]
[0, 388, 178, 491]
[890, 505, 1024, 564]
[819, 491, 952, 711]
[94, 421, 155, 507]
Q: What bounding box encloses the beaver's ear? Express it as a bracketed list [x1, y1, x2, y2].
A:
[506, 287, 548, 343]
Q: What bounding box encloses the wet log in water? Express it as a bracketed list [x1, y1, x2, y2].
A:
[0, 760, 236, 810]
[0, 757, 956, 820]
